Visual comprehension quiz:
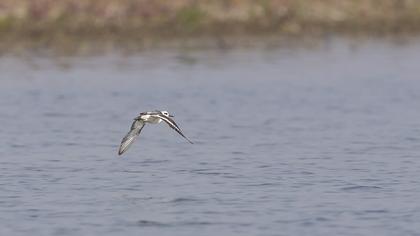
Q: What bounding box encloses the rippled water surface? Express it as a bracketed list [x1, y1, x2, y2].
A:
[1, 38, 420, 236]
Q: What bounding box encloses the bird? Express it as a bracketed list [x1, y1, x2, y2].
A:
[118, 110, 193, 155]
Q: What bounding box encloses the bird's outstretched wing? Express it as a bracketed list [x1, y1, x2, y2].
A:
[156, 114, 194, 144]
[118, 119, 145, 155]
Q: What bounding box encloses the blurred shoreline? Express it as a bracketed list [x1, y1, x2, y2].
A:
[1, 0, 420, 54]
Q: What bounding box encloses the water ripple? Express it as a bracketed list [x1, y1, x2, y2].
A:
[341, 185, 383, 191]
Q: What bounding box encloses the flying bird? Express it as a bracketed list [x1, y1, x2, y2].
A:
[118, 110, 193, 155]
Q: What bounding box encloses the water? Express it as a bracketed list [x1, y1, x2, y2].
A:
[1, 37, 420, 236]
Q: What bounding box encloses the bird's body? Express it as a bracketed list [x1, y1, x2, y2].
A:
[118, 110, 193, 155]
[137, 111, 164, 124]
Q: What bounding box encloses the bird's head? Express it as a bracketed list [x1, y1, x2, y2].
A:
[161, 111, 173, 117]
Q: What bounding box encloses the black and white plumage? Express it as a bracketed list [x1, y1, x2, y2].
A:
[118, 110, 193, 155]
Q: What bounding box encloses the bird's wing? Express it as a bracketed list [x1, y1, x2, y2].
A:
[118, 120, 145, 155]
[155, 114, 194, 144]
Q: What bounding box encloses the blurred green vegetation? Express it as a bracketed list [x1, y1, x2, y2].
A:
[0, 0, 420, 41]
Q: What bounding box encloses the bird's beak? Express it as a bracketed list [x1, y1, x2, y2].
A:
[169, 115, 174, 117]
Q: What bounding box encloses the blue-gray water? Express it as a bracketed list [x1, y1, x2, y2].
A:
[1, 37, 420, 236]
